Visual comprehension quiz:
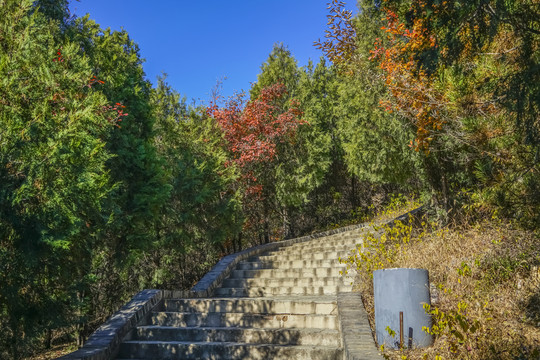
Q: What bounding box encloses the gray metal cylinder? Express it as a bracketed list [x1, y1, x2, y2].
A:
[373, 268, 433, 349]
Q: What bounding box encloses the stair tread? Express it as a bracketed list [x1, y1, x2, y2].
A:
[122, 340, 341, 348]
[174, 295, 339, 301]
[152, 311, 337, 316]
[137, 325, 338, 331]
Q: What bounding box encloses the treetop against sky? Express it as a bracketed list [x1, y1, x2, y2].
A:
[69, 0, 357, 104]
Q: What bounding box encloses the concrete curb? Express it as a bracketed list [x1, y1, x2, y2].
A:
[338, 292, 383, 360]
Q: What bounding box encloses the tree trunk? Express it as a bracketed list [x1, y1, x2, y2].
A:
[235, 232, 243, 253]
[263, 202, 270, 244]
[264, 221, 270, 244]
[76, 290, 85, 347]
[44, 328, 52, 349]
[351, 174, 357, 208]
[10, 319, 19, 360]
[282, 207, 290, 239]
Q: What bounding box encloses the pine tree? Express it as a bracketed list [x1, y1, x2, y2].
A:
[250, 43, 300, 104]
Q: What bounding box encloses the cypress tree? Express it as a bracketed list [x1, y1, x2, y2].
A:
[0, 1, 116, 356]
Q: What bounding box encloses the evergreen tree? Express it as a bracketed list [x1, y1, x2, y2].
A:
[149, 77, 243, 286]
[334, 1, 419, 186]
[67, 16, 169, 255]
[248, 45, 332, 236]
[292, 59, 353, 227]
[33, 0, 70, 24]
[63, 17, 171, 323]
[0, 1, 116, 356]
[250, 43, 300, 103]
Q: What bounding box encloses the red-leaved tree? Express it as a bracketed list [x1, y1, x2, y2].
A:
[207, 83, 305, 242]
[208, 83, 304, 195]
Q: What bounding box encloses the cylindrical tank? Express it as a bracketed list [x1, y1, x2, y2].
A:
[373, 268, 433, 349]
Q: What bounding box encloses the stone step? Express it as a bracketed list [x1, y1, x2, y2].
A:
[236, 258, 346, 270]
[255, 250, 353, 262]
[229, 267, 348, 279]
[284, 240, 358, 252]
[214, 285, 352, 297]
[113, 227, 376, 360]
[133, 326, 341, 346]
[163, 297, 338, 315]
[286, 234, 365, 248]
[287, 234, 365, 249]
[308, 231, 359, 240]
[323, 229, 366, 239]
[149, 311, 339, 329]
[118, 341, 342, 360]
[222, 276, 347, 288]
[271, 243, 362, 255]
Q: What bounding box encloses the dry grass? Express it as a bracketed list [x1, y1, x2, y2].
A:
[350, 215, 540, 360]
[24, 344, 75, 360]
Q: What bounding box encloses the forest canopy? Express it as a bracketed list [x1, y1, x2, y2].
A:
[0, 0, 538, 358]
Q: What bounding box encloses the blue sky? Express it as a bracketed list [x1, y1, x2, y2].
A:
[69, 1, 357, 104]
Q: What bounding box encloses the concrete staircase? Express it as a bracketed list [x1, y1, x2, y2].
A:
[116, 227, 366, 360]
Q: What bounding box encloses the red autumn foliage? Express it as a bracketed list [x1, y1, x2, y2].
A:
[88, 75, 105, 88]
[207, 83, 305, 196]
[52, 48, 64, 62]
[99, 102, 128, 128]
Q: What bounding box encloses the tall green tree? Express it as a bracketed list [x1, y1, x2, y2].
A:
[149, 77, 243, 286]
[250, 43, 301, 104]
[67, 16, 169, 256]
[333, 1, 419, 187]
[33, 0, 70, 23]
[0, 1, 116, 357]
[248, 45, 337, 236]
[63, 17, 171, 325]
[284, 59, 343, 229]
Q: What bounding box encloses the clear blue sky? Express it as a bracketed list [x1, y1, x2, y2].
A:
[68, 1, 357, 104]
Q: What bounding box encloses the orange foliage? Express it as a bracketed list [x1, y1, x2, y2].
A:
[314, 0, 357, 70]
[370, 3, 445, 151]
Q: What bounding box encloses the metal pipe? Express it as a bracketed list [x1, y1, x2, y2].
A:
[399, 311, 404, 348]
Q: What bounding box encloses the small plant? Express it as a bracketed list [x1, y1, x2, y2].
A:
[339, 214, 426, 278]
[386, 325, 397, 339]
[457, 261, 472, 284]
[422, 300, 482, 357]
